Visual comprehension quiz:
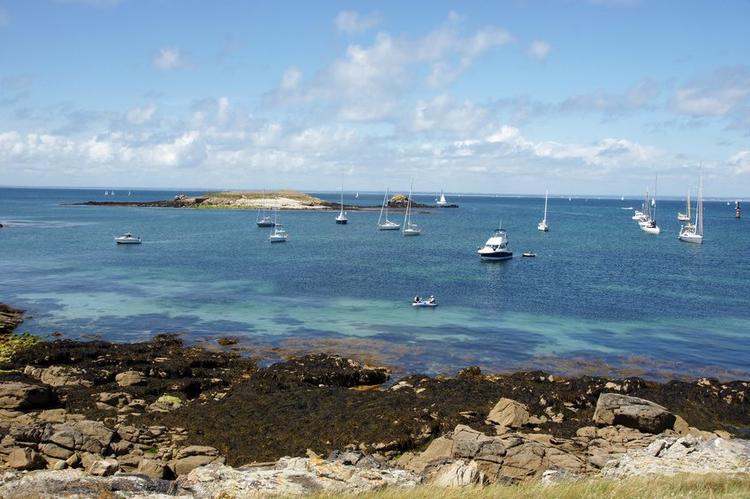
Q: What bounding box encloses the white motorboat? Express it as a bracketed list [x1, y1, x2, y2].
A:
[478, 226, 513, 261]
[115, 232, 142, 244]
[402, 182, 421, 236]
[679, 168, 704, 244]
[412, 295, 438, 307]
[677, 189, 691, 221]
[377, 188, 400, 230]
[537, 190, 549, 232]
[335, 186, 348, 224]
[269, 210, 288, 242]
[256, 189, 275, 227]
[522, 251, 536, 258]
[435, 190, 449, 207]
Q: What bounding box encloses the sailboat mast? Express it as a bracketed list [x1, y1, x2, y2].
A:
[687, 189, 691, 219]
[378, 188, 388, 225]
[543, 190, 548, 221]
[697, 172, 704, 236]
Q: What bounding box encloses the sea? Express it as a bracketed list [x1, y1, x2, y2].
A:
[1, 187, 748, 380]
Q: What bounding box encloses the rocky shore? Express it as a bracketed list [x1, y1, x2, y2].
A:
[0, 305, 748, 497]
[73, 191, 438, 211]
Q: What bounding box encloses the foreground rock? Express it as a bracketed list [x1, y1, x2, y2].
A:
[603, 435, 750, 477]
[0, 305, 24, 335]
[0, 469, 173, 498]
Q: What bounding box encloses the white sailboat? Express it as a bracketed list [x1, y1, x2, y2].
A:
[640, 179, 660, 235]
[679, 169, 704, 244]
[402, 182, 421, 236]
[269, 209, 288, 243]
[377, 188, 400, 230]
[537, 190, 549, 232]
[335, 186, 348, 224]
[256, 190, 275, 227]
[435, 189, 449, 207]
[677, 189, 691, 221]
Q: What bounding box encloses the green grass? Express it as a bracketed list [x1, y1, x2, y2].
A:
[313, 474, 750, 499]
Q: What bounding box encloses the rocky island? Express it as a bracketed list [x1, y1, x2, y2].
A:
[0, 304, 748, 497]
[73, 191, 440, 211]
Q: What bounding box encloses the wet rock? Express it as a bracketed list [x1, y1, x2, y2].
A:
[115, 370, 145, 387]
[260, 354, 389, 387]
[486, 398, 530, 429]
[0, 381, 54, 411]
[593, 393, 677, 434]
[0, 304, 24, 335]
[6, 447, 45, 470]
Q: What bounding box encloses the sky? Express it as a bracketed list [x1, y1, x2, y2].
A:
[0, 0, 749, 196]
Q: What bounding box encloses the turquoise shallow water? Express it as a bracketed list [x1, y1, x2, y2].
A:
[1, 187, 749, 379]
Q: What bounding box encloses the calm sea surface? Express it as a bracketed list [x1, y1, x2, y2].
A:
[1, 187, 748, 379]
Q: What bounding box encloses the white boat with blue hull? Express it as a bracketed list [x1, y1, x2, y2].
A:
[478, 227, 513, 261]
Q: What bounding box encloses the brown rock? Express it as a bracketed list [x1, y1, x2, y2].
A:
[405, 436, 453, 474]
[486, 398, 530, 429]
[6, 447, 44, 470]
[88, 458, 119, 476]
[0, 382, 54, 411]
[39, 366, 92, 388]
[593, 393, 676, 434]
[115, 371, 145, 387]
[137, 458, 166, 479]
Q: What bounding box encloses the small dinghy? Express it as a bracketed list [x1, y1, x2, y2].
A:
[115, 232, 142, 244]
[522, 251, 536, 258]
[412, 295, 438, 307]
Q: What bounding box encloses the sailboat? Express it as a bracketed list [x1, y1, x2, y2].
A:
[335, 186, 348, 224]
[679, 169, 703, 244]
[435, 189, 449, 207]
[537, 190, 549, 232]
[402, 182, 421, 236]
[677, 189, 691, 221]
[377, 188, 400, 230]
[640, 178, 660, 235]
[256, 190, 275, 227]
[269, 209, 288, 243]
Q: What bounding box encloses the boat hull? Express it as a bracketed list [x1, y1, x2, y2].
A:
[641, 225, 660, 235]
[678, 233, 703, 244]
[256, 222, 275, 227]
[378, 223, 400, 230]
[479, 251, 513, 261]
[335, 219, 348, 224]
[537, 223, 549, 232]
[412, 302, 438, 307]
[115, 239, 141, 245]
[269, 236, 287, 243]
[403, 229, 421, 236]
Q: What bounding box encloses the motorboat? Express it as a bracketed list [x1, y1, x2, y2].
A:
[115, 232, 142, 244]
[335, 185, 348, 224]
[478, 227, 513, 261]
[537, 190, 549, 232]
[679, 168, 704, 244]
[402, 182, 421, 236]
[522, 251, 536, 258]
[412, 296, 438, 307]
[377, 188, 400, 230]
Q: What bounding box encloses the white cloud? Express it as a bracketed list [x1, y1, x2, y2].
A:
[729, 151, 750, 175]
[126, 104, 156, 125]
[153, 48, 190, 70]
[268, 20, 514, 120]
[672, 67, 750, 117]
[334, 10, 380, 34]
[527, 40, 551, 61]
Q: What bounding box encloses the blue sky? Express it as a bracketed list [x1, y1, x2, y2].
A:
[1, 0, 749, 196]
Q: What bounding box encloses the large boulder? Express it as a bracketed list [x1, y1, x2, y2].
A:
[593, 393, 677, 434]
[0, 381, 54, 411]
[115, 370, 145, 387]
[0, 469, 173, 497]
[6, 447, 45, 470]
[171, 445, 224, 476]
[486, 398, 530, 429]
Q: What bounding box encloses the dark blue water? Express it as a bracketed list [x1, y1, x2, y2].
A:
[1, 187, 748, 379]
